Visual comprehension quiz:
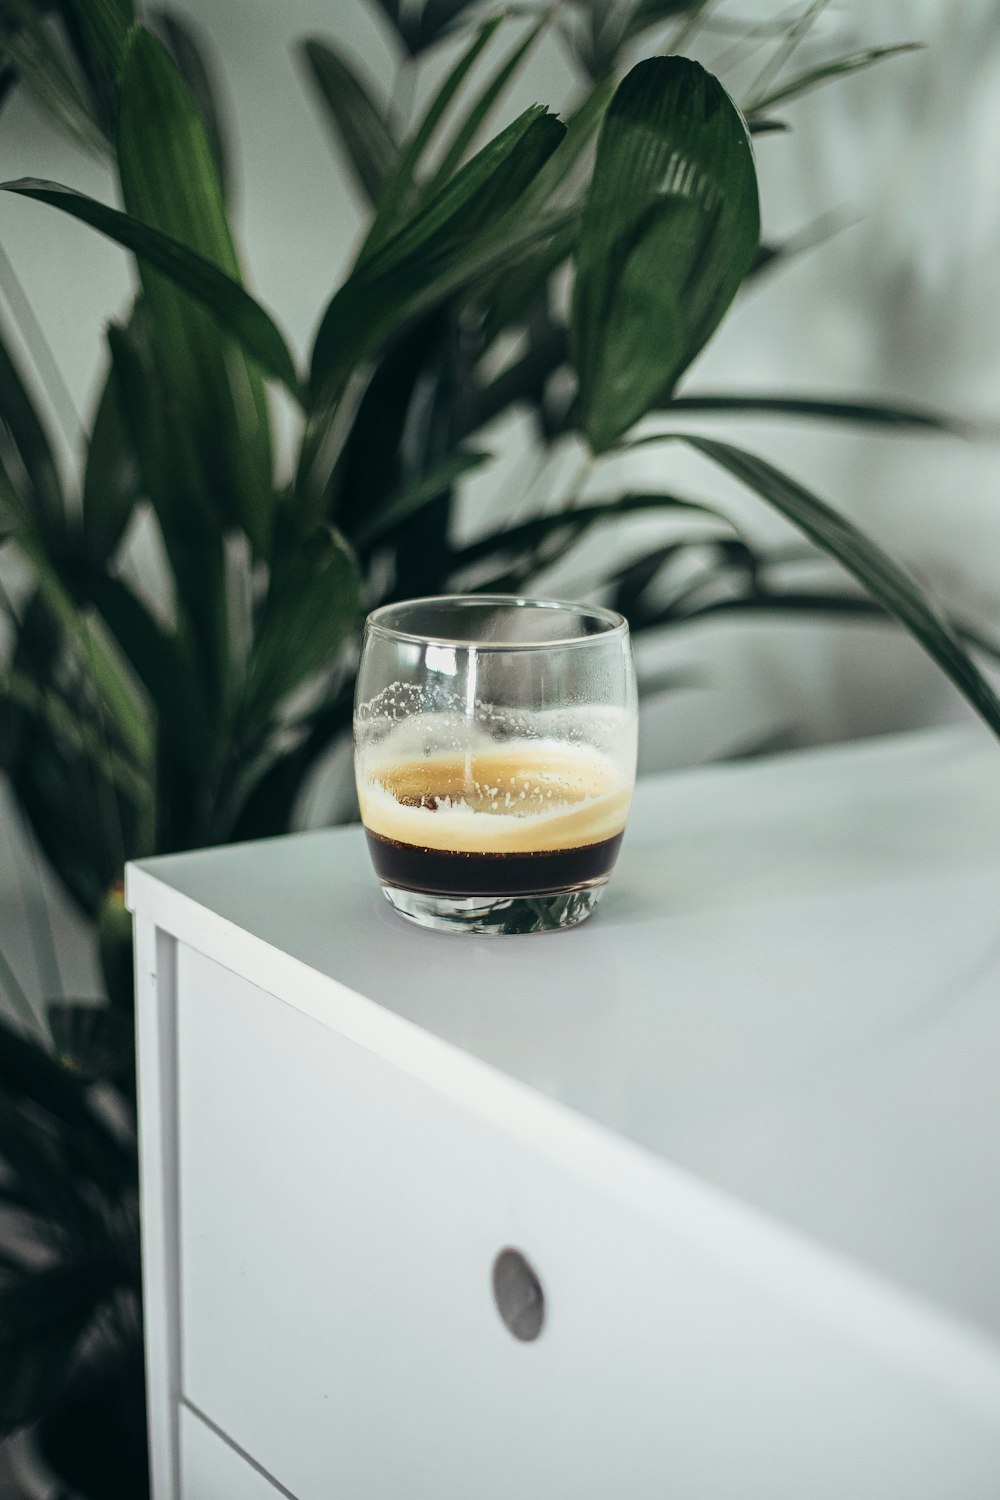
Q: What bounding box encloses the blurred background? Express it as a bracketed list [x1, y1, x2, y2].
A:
[4, 0, 1000, 1026]
[2, 2, 1000, 1488]
[6, 0, 1000, 1005]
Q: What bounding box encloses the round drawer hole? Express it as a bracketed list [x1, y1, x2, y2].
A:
[492, 1248, 545, 1342]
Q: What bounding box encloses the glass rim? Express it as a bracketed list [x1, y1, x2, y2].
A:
[364, 593, 629, 651]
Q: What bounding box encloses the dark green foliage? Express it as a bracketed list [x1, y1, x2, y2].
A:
[746, 42, 923, 113]
[0, 4, 991, 1492]
[300, 38, 398, 205]
[0, 310, 63, 539]
[153, 8, 233, 199]
[662, 392, 973, 434]
[308, 105, 567, 409]
[1, 178, 300, 397]
[573, 57, 759, 451]
[678, 435, 1000, 738]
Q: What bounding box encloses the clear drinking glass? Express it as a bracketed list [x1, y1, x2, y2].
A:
[353, 595, 637, 935]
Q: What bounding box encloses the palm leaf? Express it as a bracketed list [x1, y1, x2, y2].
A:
[354, 447, 489, 548]
[572, 57, 759, 453]
[747, 42, 921, 114]
[452, 490, 727, 572]
[240, 525, 360, 740]
[0, 308, 63, 537]
[104, 319, 228, 707]
[0, 593, 133, 914]
[662, 391, 970, 435]
[1, 666, 148, 806]
[8, 528, 151, 771]
[300, 38, 398, 205]
[0, 178, 300, 399]
[80, 309, 143, 565]
[677, 434, 1000, 739]
[303, 107, 567, 512]
[115, 25, 280, 555]
[55, 0, 133, 136]
[362, 14, 504, 258]
[152, 8, 232, 199]
[427, 13, 551, 194]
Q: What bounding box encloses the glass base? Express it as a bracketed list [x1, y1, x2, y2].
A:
[380, 882, 607, 935]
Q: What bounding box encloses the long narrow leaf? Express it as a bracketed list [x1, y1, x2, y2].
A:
[104, 320, 228, 702]
[73, 566, 213, 775]
[465, 322, 568, 430]
[308, 105, 565, 404]
[0, 590, 133, 914]
[741, 0, 830, 112]
[60, 0, 133, 76]
[747, 43, 921, 114]
[516, 74, 614, 220]
[663, 392, 970, 435]
[37, 0, 131, 141]
[116, 26, 278, 556]
[153, 9, 232, 200]
[241, 525, 359, 736]
[452, 490, 727, 571]
[427, 14, 550, 194]
[680, 434, 1000, 738]
[355, 447, 489, 547]
[300, 38, 398, 205]
[666, 592, 885, 626]
[0, 946, 36, 1035]
[0, 0, 104, 149]
[299, 200, 577, 513]
[328, 311, 450, 544]
[56, 0, 133, 134]
[656, 589, 1000, 671]
[415, 0, 483, 53]
[1, 667, 148, 805]
[81, 319, 142, 564]
[9, 524, 151, 769]
[0, 178, 301, 398]
[362, 14, 503, 259]
[80, 392, 137, 564]
[0, 309, 62, 531]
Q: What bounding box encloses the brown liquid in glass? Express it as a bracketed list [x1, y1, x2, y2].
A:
[358, 747, 630, 897]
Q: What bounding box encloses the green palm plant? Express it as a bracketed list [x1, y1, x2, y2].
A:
[1, 1, 998, 1494]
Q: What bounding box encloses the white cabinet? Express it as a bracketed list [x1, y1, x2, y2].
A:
[127, 726, 1000, 1500]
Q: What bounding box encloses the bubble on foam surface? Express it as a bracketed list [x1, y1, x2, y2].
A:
[356, 684, 632, 757]
[356, 740, 633, 855]
[354, 685, 636, 853]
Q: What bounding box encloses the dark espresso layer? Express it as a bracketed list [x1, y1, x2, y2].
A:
[365, 829, 624, 897]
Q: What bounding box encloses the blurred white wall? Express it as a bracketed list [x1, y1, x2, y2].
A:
[2, 0, 1000, 1005]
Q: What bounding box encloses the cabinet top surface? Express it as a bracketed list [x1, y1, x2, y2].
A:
[129, 726, 1000, 1337]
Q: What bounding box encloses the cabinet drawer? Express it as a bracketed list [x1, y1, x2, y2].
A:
[175, 944, 1000, 1500]
[181, 1403, 290, 1500]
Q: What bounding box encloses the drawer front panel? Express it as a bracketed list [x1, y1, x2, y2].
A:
[176, 945, 1000, 1500]
[181, 1403, 290, 1500]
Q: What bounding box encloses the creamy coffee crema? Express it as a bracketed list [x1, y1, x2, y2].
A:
[357, 743, 632, 855]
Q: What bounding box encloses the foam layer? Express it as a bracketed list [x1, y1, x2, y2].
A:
[357, 743, 632, 854]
